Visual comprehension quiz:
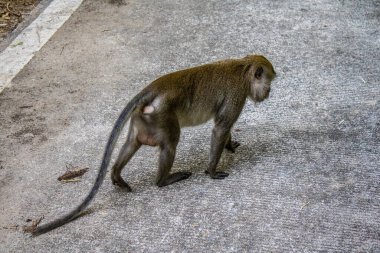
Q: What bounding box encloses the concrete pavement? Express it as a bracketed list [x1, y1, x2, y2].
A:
[0, 0, 379, 252]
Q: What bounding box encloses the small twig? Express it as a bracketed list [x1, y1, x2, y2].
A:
[36, 25, 42, 43]
[2, 224, 19, 230]
[60, 43, 68, 55]
[65, 162, 75, 170]
[6, 2, 21, 17]
[10, 41, 23, 47]
[300, 201, 310, 210]
[6, 2, 11, 13]
[358, 76, 366, 83]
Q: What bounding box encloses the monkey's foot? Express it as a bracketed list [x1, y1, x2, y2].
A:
[157, 172, 192, 187]
[225, 141, 240, 153]
[205, 170, 229, 179]
[112, 176, 132, 191]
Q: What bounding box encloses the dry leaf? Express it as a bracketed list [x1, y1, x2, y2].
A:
[58, 166, 89, 181]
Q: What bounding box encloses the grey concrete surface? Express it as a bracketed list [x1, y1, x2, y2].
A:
[0, 0, 379, 252]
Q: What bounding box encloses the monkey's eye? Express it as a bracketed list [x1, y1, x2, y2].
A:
[254, 67, 263, 79]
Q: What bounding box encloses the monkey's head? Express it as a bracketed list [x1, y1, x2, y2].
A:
[244, 55, 276, 103]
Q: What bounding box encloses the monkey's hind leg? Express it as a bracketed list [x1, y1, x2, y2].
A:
[156, 116, 191, 187]
[111, 126, 141, 191]
[225, 132, 240, 153]
[156, 145, 192, 187]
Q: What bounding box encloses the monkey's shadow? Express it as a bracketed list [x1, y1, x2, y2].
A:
[115, 134, 287, 192]
[177, 130, 290, 176]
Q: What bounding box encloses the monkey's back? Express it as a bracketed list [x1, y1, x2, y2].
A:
[148, 61, 248, 127]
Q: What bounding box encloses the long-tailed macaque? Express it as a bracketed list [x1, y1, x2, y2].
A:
[32, 55, 276, 235]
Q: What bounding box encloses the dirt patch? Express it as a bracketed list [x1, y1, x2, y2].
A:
[0, 0, 41, 39]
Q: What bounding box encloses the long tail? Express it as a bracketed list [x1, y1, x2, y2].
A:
[32, 90, 151, 236]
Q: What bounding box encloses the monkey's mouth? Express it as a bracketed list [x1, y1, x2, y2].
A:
[263, 87, 271, 99]
[255, 89, 270, 102]
[264, 90, 270, 99]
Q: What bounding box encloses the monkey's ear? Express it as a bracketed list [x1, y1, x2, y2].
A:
[254, 66, 263, 80]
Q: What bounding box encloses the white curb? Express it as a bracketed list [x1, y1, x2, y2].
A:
[0, 0, 83, 93]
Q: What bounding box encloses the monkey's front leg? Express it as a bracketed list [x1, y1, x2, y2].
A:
[206, 125, 230, 179]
